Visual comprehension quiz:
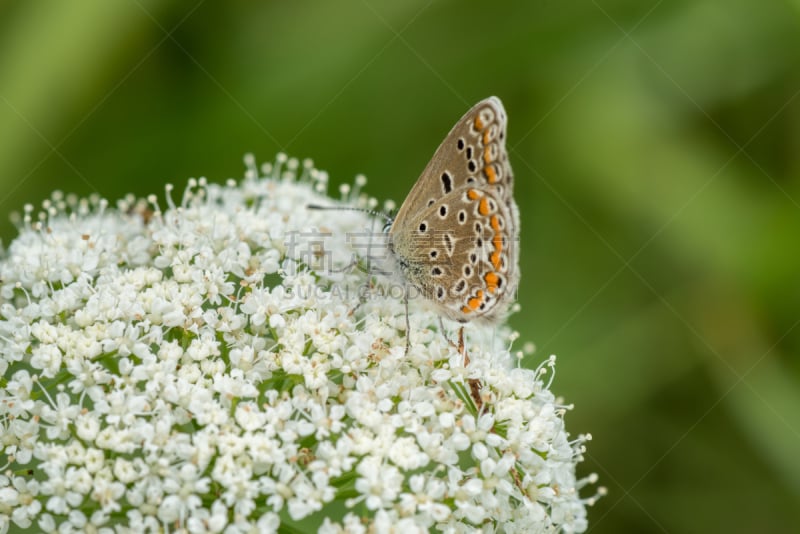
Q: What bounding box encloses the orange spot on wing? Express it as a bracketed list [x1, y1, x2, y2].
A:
[484, 146, 492, 164]
[461, 305, 472, 314]
[479, 198, 490, 215]
[468, 290, 484, 310]
[467, 189, 481, 200]
[474, 116, 484, 130]
[485, 165, 497, 184]
[485, 272, 499, 292]
[483, 130, 491, 145]
[490, 215, 500, 231]
[491, 250, 501, 269]
[493, 233, 503, 251]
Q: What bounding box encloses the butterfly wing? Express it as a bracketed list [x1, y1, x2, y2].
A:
[391, 96, 515, 233]
[391, 186, 518, 323]
[389, 97, 519, 323]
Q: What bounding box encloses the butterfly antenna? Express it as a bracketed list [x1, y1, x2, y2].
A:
[307, 204, 393, 226]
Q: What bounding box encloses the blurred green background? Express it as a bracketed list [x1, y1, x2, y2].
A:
[1, 0, 799, 531]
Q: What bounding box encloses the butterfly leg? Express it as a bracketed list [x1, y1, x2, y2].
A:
[458, 326, 470, 366]
[438, 316, 460, 351]
[459, 326, 483, 410]
[347, 276, 376, 318]
[404, 288, 411, 355]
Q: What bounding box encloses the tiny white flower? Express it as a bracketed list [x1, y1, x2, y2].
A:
[74, 412, 100, 441]
[83, 448, 105, 474]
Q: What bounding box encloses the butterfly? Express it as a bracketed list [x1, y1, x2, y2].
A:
[387, 96, 519, 334]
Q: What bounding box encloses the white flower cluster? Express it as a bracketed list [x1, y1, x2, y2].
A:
[0, 154, 600, 533]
